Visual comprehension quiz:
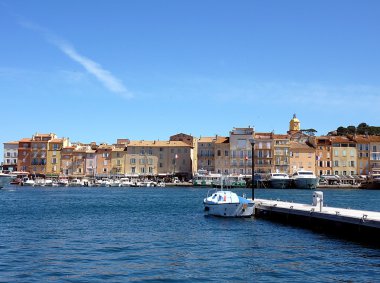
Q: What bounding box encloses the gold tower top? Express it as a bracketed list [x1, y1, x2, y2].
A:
[289, 114, 300, 132]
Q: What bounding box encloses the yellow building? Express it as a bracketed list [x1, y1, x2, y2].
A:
[46, 138, 70, 177]
[126, 140, 192, 179]
[214, 136, 230, 174]
[111, 146, 127, 176]
[254, 132, 274, 174]
[273, 134, 290, 174]
[331, 136, 357, 176]
[197, 137, 215, 173]
[289, 141, 316, 174]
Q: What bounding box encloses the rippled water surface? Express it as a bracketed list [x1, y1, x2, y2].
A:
[0, 187, 379, 282]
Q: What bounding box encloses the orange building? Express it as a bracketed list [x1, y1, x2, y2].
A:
[96, 144, 114, 177]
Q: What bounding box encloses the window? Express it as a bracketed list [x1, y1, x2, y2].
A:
[217, 150, 221, 156]
[130, 158, 136, 164]
[103, 168, 107, 173]
[117, 160, 121, 166]
[103, 160, 108, 166]
[52, 158, 57, 164]
[334, 150, 338, 157]
[224, 150, 229, 157]
[334, 160, 339, 167]
[148, 149, 153, 155]
[373, 146, 377, 152]
[131, 167, 136, 173]
[342, 150, 346, 157]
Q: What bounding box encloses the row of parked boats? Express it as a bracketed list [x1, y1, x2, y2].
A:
[5, 175, 165, 188]
[193, 169, 319, 189]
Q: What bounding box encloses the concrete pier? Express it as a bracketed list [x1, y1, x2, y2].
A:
[254, 195, 380, 245]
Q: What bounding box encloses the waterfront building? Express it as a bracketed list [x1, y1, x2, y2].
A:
[331, 136, 357, 176]
[214, 136, 230, 175]
[61, 145, 75, 176]
[3, 141, 19, 172]
[46, 138, 70, 178]
[170, 133, 197, 174]
[352, 135, 371, 175]
[111, 146, 127, 177]
[254, 132, 274, 175]
[85, 147, 97, 177]
[229, 127, 254, 175]
[17, 138, 32, 173]
[71, 145, 90, 177]
[314, 136, 333, 176]
[289, 141, 316, 175]
[29, 133, 57, 175]
[95, 144, 114, 177]
[369, 136, 380, 173]
[126, 140, 192, 179]
[273, 134, 291, 174]
[197, 137, 215, 173]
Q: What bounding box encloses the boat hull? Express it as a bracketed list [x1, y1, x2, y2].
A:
[203, 202, 254, 217]
[293, 178, 318, 189]
[269, 179, 291, 189]
[363, 181, 380, 190]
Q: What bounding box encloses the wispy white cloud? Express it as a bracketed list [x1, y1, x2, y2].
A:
[18, 20, 132, 99]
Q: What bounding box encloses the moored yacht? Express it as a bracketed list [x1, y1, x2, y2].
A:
[363, 171, 380, 190]
[291, 169, 319, 189]
[268, 173, 291, 189]
[203, 189, 254, 217]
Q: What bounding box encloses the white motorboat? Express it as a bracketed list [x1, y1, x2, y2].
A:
[203, 189, 254, 217]
[57, 178, 69, 187]
[119, 178, 134, 187]
[291, 169, 319, 189]
[22, 179, 35, 186]
[68, 179, 83, 187]
[268, 172, 291, 189]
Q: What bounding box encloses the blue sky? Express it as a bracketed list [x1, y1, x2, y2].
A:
[1, 0, 380, 157]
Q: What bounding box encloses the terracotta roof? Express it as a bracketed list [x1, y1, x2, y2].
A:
[50, 139, 64, 143]
[353, 135, 380, 143]
[330, 136, 354, 143]
[128, 140, 191, 147]
[19, 138, 32, 142]
[272, 134, 289, 139]
[214, 137, 229, 144]
[290, 141, 314, 150]
[97, 144, 114, 149]
[255, 132, 273, 139]
[198, 137, 215, 143]
[112, 148, 125, 152]
[3, 141, 19, 145]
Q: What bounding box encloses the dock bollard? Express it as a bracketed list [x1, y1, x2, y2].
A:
[312, 191, 323, 212]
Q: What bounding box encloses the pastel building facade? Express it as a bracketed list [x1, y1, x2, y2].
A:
[197, 137, 215, 173]
[229, 127, 254, 175]
[214, 136, 230, 175]
[254, 132, 273, 174]
[3, 141, 18, 172]
[314, 136, 332, 176]
[331, 136, 357, 176]
[289, 141, 316, 174]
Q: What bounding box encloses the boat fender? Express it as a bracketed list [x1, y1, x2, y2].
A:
[223, 194, 226, 201]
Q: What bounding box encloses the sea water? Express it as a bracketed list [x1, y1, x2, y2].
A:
[0, 187, 379, 282]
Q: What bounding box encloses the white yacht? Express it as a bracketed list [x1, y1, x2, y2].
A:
[291, 169, 319, 189]
[268, 173, 291, 189]
[203, 189, 254, 217]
